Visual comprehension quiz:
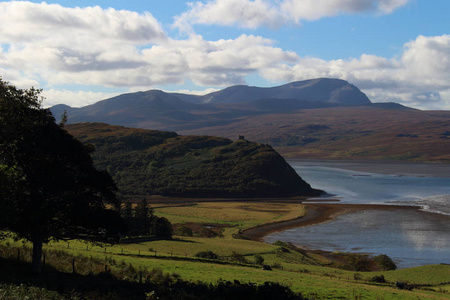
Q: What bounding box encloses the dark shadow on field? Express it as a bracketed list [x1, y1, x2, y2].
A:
[0, 256, 154, 299]
[0, 255, 307, 300]
[169, 238, 200, 243]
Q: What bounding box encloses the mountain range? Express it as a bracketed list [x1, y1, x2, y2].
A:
[52, 78, 450, 162]
[51, 78, 373, 130]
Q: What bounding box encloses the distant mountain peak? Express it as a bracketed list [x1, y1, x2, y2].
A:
[50, 77, 372, 130]
[182, 78, 371, 105]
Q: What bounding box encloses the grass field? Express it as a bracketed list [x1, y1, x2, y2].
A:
[1, 201, 450, 299]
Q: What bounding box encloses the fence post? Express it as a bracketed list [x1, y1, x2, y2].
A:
[72, 258, 76, 274]
[139, 271, 142, 283]
[105, 265, 108, 273]
[17, 249, 20, 261]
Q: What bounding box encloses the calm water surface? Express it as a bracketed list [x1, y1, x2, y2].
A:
[264, 160, 450, 268]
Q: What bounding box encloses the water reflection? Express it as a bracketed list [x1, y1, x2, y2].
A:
[264, 209, 450, 268]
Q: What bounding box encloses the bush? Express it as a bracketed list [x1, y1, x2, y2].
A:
[371, 275, 386, 283]
[230, 251, 248, 264]
[150, 217, 173, 239]
[176, 225, 193, 237]
[254, 254, 265, 265]
[343, 254, 371, 271]
[194, 251, 218, 260]
[374, 254, 397, 271]
[271, 262, 283, 270]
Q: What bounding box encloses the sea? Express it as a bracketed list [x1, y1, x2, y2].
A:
[263, 160, 450, 268]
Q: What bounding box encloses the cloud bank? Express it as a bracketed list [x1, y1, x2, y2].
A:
[174, 0, 412, 31]
[1, 1, 450, 110]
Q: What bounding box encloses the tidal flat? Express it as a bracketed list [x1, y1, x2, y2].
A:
[262, 160, 450, 268]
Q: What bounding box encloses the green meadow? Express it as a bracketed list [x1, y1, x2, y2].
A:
[2, 201, 450, 299]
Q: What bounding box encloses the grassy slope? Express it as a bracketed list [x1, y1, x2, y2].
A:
[2, 201, 449, 299]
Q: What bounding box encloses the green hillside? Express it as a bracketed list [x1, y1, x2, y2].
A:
[67, 123, 320, 198]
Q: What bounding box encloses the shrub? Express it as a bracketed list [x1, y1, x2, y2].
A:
[374, 254, 397, 271]
[194, 251, 218, 260]
[371, 275, 386, 283]
[254, 254, 265, 265]
[150, 217, 173, 239]
[176, 225, 193, 237]
[230, 251, 248, 264]
[343, 254, 371, 271]
[271, 262, 283, 270]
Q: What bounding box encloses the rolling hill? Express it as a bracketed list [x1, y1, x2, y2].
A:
[66, 122, 321, 198]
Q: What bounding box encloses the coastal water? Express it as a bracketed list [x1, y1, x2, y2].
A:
[264, 160, 450, 268]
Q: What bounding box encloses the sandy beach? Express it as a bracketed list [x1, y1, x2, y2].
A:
[242, 203, 421, 242]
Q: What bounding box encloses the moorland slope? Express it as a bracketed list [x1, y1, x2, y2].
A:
[52, 78, 450, 162]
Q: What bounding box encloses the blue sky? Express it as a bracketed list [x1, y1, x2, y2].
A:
[1, 0, 450, 109]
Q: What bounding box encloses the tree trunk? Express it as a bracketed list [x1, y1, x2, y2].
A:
[31, 234, 43, 274]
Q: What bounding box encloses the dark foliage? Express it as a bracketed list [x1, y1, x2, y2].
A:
[67, 122, 321, 198]
[198, 227, 219, 238]
[175, 225, 193, 237]
[0, 79, 125, 273]
[373, 254, 397, 271]
[194, 251, 218, 260]
[342, 254, 371, 272]
[230, 251, 248, 264]
[371, 275, 386, 283]
[121, 199, 173, 239]
[254, 254, 265, 265]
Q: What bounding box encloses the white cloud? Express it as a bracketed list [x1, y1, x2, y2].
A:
[259, 35, 450, 110]
[166, 88, 220, 95]
[400, 35, 450, 88]
[0, 67, 40, 89]
[281, 0, 411, 22]
[174, 0, 412, 31]
[0, 2, 166, 47]
[0, 1, 166, 86]
[0, 2, 298, 90]
[42, 89, 119, 108]
[174, 0, 283, 32]
[1, 2, 449, 110]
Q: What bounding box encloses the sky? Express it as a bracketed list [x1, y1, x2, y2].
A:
[1, 0, 450, 110]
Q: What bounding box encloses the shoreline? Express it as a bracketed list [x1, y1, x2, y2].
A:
[242, 203, 421, 242]
[287, 158, 450, 178]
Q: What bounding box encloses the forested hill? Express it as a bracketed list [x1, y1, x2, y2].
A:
[67, 122, 321, 198]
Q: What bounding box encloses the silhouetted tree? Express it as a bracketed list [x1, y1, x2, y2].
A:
[0, 79, 125, 274]
[135, 197, 153, 235]
[150, 216, 173, 238]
